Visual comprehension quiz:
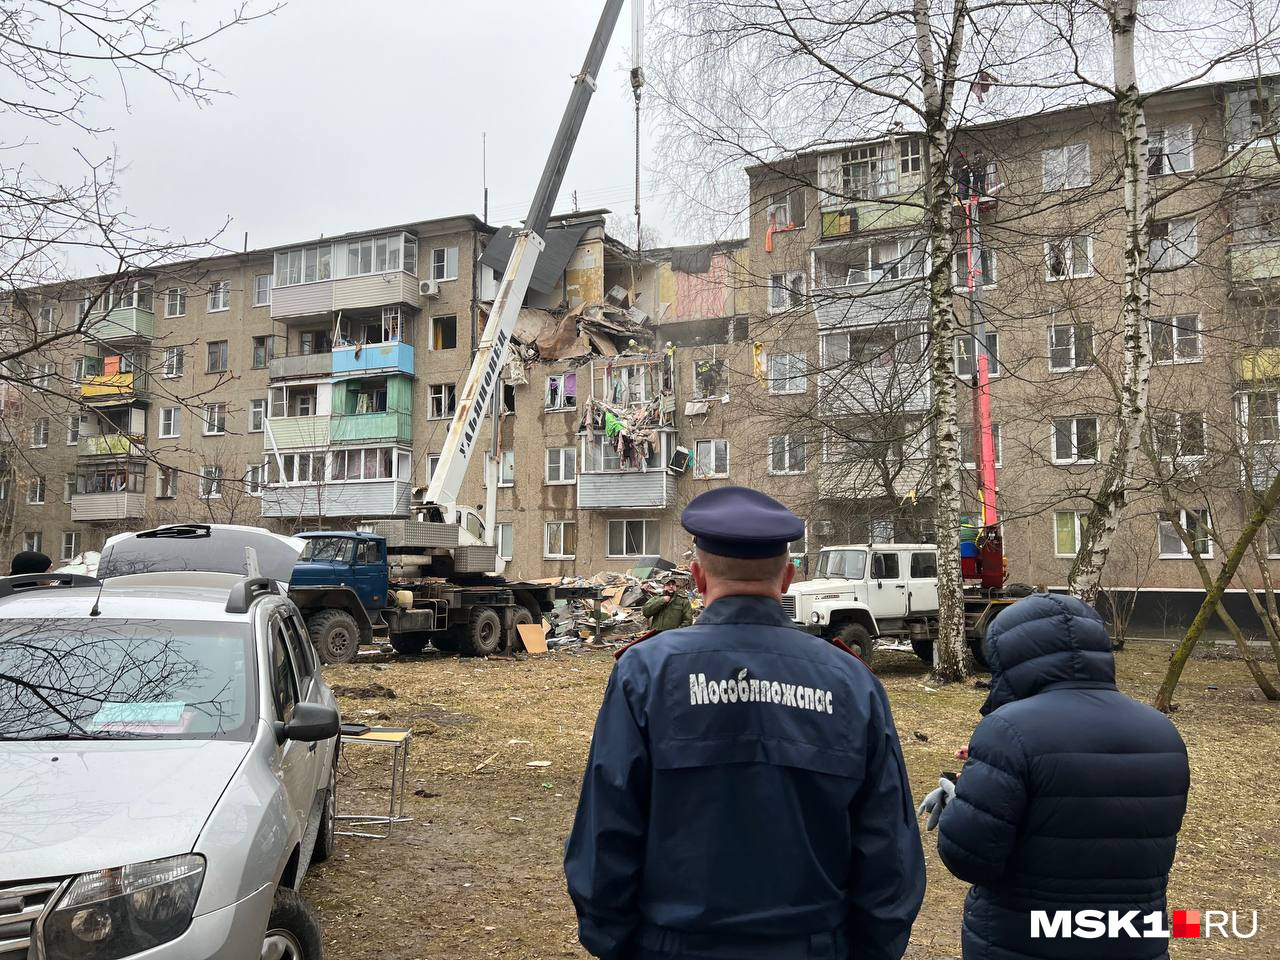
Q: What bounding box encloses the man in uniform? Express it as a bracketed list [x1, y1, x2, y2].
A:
[565, 486, 925, 960]
[641, 580, 694, 634]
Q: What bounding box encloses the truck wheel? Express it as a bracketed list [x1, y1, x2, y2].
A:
[308, 610, 361, 665]
[464, 607, 503, 657]
[910, 639, 934, 665]
[390, 632, 430, 656]
[969, 634, 991, 670]
[838, 623, 875, 664]
[262, 887, 324, 960]
[507, 607, 534, 653]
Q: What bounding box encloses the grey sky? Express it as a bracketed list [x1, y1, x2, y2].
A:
[42, 0, 677, 264]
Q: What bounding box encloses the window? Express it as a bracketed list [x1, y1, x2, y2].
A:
[954, 333, 1001, 378]
[1150, 217, 1197, 268]
[245, 462, 266, 496]
[1258, 309, 1280, 347]
[63, 473, 75, 503]
[31, 418, 48, 448]
[28, 476, 46, 504]
[840, 143, 899, 199]
[66, 414, 83, 445]
[254, 274, 272, 306]
[33, 363, 51, 388]
[545, 447, 577, 484]
[1042, 143, 1091, 191]
[274, 451, 323, 484]
[817, 236, 927, 287]
[203, 402, 227, 435]
[498, 450, 515, 487]
[1054, 511, 1089, 557]
[427, 454, 441, 479]
[1153, 411, 1206, 460]
[429, 315, 458, 350]
[159, 407, 180, 438]
[71, 356, 86, 382]
[870, 551, 900, 579]
[1243, 390, 1280, 443]
[1048, 322, 1095, 371]
[0, 478, 7, 500]
[300, 329, 332, 355]
[608, 519, 660, 557]
[959, 423, 1003, 468]
[496, 522, 513, 561]
[585, 435, 661, 472]
[766, 189, 806, 230]
[269, 625, 299, 722]
[429, 383, 457, 419]
[822, 323, 926, 369]
[692, 358, 728, 399]
[157, 467, 177, 499]
[164, 288, 186, 318]
[431, 246, 459, 282]
[1045, 236, 1093, 279]
[101, 279, 152, 312]
[910, 551, 937, 578]
[1052, 416, 1100, 464]
[899, 137, 923, 175]
[1148, 125, 1193, 175]
[37, 306, 55, 333]
[952, 246, 997, 289]
[207, 340, 228, 373]
[24, 532, 42, 553]
[545, 521, 576, 559]
[327, 448, 394, 482]
[252, 335, 274, 368]
[694, 439, 729, 478]
[768, 352, 807, 394]
[249, 398, 266, 433]
[502, 384, 516, 415]
[769, 272, 805, 312]
[207, 281, 230, 312]
[769, 434, 807, 474]
[1158, 509, 1212, 558]
[274, 244, 334, 286]
[342, 233, 415, 277]
[163, 346, 184, 378]
[61, 531, 80, 563]
[1150, 314, 1201, 363]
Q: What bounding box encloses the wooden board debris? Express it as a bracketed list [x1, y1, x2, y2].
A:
[518, 622, 549, 655]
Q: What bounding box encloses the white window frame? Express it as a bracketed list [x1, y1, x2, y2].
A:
[545, 447, 577, 485]
[207, 281, 231, 313]
[31, 418, 48, 448]
[953, 332, 1001, 379]
[37, 306, 55, 333]
[159, 406, 181, 439]
[693, 438, 730, 479]
[1148, 124, 1194, 176]
[607, 519, 661, 558]
[202, 402, 227, 436]
[496, 522, 513, 561]
[768, 434, 807, 475]
[816, 236, 927, 288]
[245, 462, 266, 496]
[545, 373, 578, 411]
[429, 383, 457, 420]
[960, 423, 1004, 469]
[66, 414, 83, 445]
[1150, 314, 1202, 364]
[952, 246, 998, 289]
[164, 288, 186, 319]
[63, 473, 76, 503]
[199, 465, 224, 499]
[252, 335, 274, 369]
[768, 272, 805, 313]
[156, 467, 178, 499]
[163, 346, 184, 378]
[249, 398, 266, 434]
[1044, 236, 1094, 280]
[498, 449, 515, 487]
[544, 520, 576, 560]
[431, 246, 459, 282]
[767, 352, 807, 394]
[1048, 322, 1095, 371]
[61, 531, 80, 563]
[28, 476, 46, 505]
[1158, 509, 1213, 559]
[254, 274, 272, 307]
[1054, 510, 1089, 558]
[1042, 143, 1091, 191]
[1150, 217, 1197, 269]
[1153, 411, 1207, 462]
[1051, 416, 1101, 465]
[24, 532, 42, 553]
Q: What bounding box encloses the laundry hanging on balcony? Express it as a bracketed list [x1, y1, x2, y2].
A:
[582, 397, 661, 472]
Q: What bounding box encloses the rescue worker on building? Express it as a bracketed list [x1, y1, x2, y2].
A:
[641, 579, 694, 634]
[565, 486, 925, 960]
[919, 592, 1190, 960]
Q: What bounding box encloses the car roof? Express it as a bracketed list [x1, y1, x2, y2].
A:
[296, 530, 382, 541]
[822, 543, 939, 551]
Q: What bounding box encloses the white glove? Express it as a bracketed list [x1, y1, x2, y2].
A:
[917, 777, 956, 831]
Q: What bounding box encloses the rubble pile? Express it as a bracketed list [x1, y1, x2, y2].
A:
[531, 564, 699, 649]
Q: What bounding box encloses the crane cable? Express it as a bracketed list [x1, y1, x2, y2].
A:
[630, 0, 645, 257]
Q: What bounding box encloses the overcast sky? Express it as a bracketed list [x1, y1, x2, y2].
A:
[40, 0, 688, 263]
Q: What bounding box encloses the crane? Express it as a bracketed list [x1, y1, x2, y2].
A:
[420, 0, 641, 544]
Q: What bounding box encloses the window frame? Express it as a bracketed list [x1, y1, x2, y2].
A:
[545, 373, 578, 411]
[251, 335, 275, 369]
[206, 340, 229, 374]
[253, 274, 272, 307]
[1150, 217, 1198, 269]
[1051, 416, 1101, 465]
[27, 476, 46, 505]
[163, 346, 184, 378]
[959, 422, 1004, 469]
[159, 406, 181, 439]
[1150, 314, 1203, 364]
[496, 521, 513, 561]
[768, 434, 807, 475]
[606, 518, 661, 558]
[164, 288, 186, 319]
[31, 418, 48, 448]
[768, 272, 806, 313]
[428, 314, 458, 351]
[202, 402, 227, 436]
[1053, 510, 1089, 558]
[693, 438, 730, 479]
[249, 398, 266, 434]
[1158, 508, 1213, 559]
[953, 332, 1001, 379]
[430, 246, 460, 282]
[199, 465, 224, 499]
[1041, 142, 1091, 191]
[1044, 236, 1094, 280]
[1147, 124, 1194, 176]
[156, 466, 178, 499]
[1047, 322, 1095, 372]
[207, 281, 231, 313]
[1153, 410, 1207, 462]
[544, 520, 577, 560]
[61, 530, 80, 563]
[767, 352, 807, 395]
[544, 446, 577, 485]
[428, 383, 457, 420]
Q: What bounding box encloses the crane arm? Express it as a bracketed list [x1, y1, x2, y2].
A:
[422, 0, 632, 514]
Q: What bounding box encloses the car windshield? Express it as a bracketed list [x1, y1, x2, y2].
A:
[0, 619, 255, 741]
[817, 549, 867, 579]
[300, 537, 355, 563]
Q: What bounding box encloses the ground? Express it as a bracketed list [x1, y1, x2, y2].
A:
[305, 641, 1279, 959]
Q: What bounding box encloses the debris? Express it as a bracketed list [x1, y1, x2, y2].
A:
[518, 622, 549, 655]
[332, 682, 397, 700]
[508, 817, 524, 822]
[507, 739, 531, 745]
[473, 751, 500, 773]
[912, 730, 929, 742]
[413, 789, 440, 799]
[526, 760, 552, 768]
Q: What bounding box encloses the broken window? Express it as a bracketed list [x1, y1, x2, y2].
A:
[430, 315, 458, 350]
[1148, 125, 1193, 175]
[1152, 412, 1206, 460]
[1045, 236, 1092, 279]
[1158, 509, 1212, 558]
[959, 423, 1004, 468]
[599, 365, 651, 405]
[300, 329, 332, 355]
[608, 519, 660, 557]
[692, 359, 728, 399]
[768, 272, 805, 312]
[823, 323, 925, 369]
[429, 383, 457, 419]
[817, 236, 926, 287]
[766, 189, 807, 230]
[346, 379, 388, 415]
[841, 144, 897, 198]
[545, 373, 577, 410]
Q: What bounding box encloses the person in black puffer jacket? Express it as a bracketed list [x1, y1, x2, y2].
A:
[933, 592, 1190, 960]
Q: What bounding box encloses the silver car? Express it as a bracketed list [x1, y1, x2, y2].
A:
[0, 524, 340, 960]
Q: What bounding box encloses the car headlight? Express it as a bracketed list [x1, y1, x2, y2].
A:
[45, 854, 205, 960]
[811, 611, 822, 624]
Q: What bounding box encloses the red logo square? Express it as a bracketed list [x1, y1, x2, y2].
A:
[1172, 910, 1201, 938]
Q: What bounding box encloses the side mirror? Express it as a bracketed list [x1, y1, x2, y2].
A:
[277, 702, 340, 744]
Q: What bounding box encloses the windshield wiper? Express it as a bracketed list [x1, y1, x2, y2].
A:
[1, 733, 113, 741]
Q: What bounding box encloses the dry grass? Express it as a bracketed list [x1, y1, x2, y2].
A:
[304, 641, 1280, 959]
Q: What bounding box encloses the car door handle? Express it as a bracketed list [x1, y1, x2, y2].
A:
[894, 584, 906, 589]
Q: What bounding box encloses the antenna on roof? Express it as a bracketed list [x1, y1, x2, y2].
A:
[88, 577, 105, 617]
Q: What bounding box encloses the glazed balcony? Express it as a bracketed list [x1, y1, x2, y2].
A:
[1240, 347, 1280, 382]
[80, 370, 148, 404]
[1230, 242, 1280, 286]
[78, 434, 145, 458]
[260, 479, 411, 518]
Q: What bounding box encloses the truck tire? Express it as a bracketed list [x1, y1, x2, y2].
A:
[463, 606, 503, 657]
[262, 887, 324, 960]
[838, 623, 875, 665]
[506, 607, 535, 653]
[309, 610, 361, 665]
[969, 633, 991, 670]
[389, 632, 430, 656]
[910, 639, 934, 665]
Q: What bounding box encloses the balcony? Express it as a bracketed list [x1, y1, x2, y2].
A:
[1230, 243, 1280, 285]
[332, 341, 414, 378]
[1225, 143, 1280, 179]
[817, 459, 931, 501]
[270, 273, 421, 321]
[80, 371, 147, 405]
[811, 281, 928, 330]
[269, 352, 333, 380]
[263, 416, 330, 450]
[1240, 347, 1280, 381]
[84, 306, 154, 342]
[820, 190, 925, 237]
[70, 491, 146, 522]
[260, 479, 411, 518]
[78, 434, 145, 458]
[577, 470, 676, 510]
[331, 411, 412, 445]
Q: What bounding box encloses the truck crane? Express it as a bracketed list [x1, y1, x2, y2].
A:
[285, 0, 642, 662]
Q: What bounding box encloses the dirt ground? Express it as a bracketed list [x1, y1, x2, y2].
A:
[305, 641, 1280, 959]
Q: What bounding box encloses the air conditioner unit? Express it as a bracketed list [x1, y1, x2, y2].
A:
[669, 446, 691, 473]
[812, 520, 835, 537]
[419, 279, 440, 298]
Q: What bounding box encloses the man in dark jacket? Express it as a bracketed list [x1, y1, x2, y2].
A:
[566, 486, 924, 960]
[927, 592, 1190, 960]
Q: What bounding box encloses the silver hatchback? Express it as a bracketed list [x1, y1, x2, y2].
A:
[0, 524, 340, 960]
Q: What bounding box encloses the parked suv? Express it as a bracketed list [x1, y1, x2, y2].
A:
[0, 524, 340, 959]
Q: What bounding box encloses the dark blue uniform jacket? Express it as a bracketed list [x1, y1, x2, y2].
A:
[564, 595, 925, 960]
[937, 593, 1190, 960]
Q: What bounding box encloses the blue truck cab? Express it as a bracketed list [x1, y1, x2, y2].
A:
[292, 531, 389, 612]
